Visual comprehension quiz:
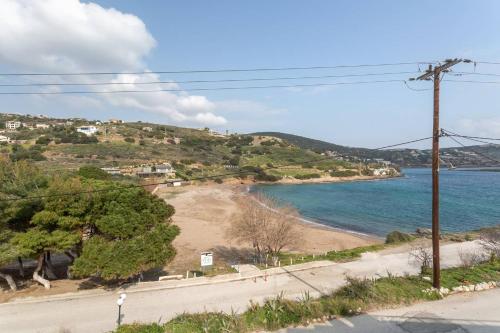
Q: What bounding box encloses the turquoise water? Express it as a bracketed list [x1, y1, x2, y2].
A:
[252, 168, 500, 237]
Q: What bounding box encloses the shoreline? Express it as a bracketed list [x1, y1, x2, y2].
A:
[221, 173, 401, 187]
[240, 184, 384, 241]
[155, 184, 381, 272]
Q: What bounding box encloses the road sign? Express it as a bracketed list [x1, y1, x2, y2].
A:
[201, 252, 213, 267]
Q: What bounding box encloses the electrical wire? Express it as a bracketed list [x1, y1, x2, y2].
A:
[0, 79, 407, 95]
[0, 71, 417, 87]
[442, 129, 500, 145]
[0, 135, 433, 202]
[443, 133, 500, 165]
[0, 61, 437, 77]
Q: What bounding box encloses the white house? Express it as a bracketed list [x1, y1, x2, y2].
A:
[0, 135, 11, 143]
[76, 126, 98, 136]
[36, 123, 50, 129]
[5, 121, 21, 130]
[155, 163, 176, 176]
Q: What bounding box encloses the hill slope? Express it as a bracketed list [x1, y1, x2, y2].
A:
[252, 131, 500, 167]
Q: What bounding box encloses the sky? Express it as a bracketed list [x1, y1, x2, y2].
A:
[1, 0, 500, 148]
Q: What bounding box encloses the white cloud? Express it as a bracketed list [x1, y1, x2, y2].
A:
[0, 0, 226, 125]
[456, 117, 500, 138]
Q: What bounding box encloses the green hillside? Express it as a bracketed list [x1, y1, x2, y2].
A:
[252, 131, 500, 167]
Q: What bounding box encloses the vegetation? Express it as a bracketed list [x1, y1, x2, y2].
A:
[0, 158, 179, 289]
[330, 170, 358, 177]
[293, 173, 321, 180]
[228, 194, 302, 265]
[77, 165, 112, 180]
[385, 230, 415, 244]
[114, 260, 500, 333]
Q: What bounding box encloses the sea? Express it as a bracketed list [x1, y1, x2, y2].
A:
[252, 168, 500, 237]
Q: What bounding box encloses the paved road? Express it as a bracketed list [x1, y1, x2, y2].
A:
[287, 288, 500, 332]
[0, 241, 482, 333]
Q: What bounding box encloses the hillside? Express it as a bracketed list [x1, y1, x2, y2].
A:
[252, 131, 500, 167]
[1, 113, 395, 183]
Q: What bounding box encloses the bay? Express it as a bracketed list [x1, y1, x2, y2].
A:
[252, 168, 500, 237]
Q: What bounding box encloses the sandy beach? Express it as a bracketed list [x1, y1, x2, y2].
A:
[156, 184, 381, 274]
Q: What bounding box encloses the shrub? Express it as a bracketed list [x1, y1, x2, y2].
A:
[385, 230, 414, 244]
[124, 137, 135, 143]
[78, 165, 111, 180]
[330, 170, 358, 177]
[255, 172, 282, 182]
[35, 136, 52, 145]
[294, 173, 321, 180]
[214, 178, 223, 184]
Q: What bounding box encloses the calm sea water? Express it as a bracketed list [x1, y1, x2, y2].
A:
[252, 168, 500, 237]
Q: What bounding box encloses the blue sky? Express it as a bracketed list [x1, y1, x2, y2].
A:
[1, 0, 500, 148]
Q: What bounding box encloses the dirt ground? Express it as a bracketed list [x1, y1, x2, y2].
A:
[158, 184, 380, 274]
[0, 184, 381, 303]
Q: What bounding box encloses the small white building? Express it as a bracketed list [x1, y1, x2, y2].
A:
[5, 121, 21, 130]
[76, 126, 98, 136]
[155, 163, 176, 176]
[0, 135, 11, 143]
[36, 123, 50, 129]
[142, 126, 153, 132]
[101, 167, 121, 175]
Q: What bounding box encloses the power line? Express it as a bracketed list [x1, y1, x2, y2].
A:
[0, 79, 406, 95]
[403, 80, 433, 92]
[0, 71, 417, 88]
[0, 135, 433, 202]
[452, 71, 500, 77]
[443, 133, 500, 164]
[0, 61, 437, 77]
[443, 79, 500, 84]
[442, 129, 500, 145]
[374, 136, 433, 149]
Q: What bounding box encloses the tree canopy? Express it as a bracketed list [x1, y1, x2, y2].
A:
[0, 158, 179, 290]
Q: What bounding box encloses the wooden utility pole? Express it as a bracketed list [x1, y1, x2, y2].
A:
[412, 59, 463, 289]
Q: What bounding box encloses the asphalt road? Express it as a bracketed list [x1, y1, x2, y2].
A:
[0, 241, 484, 333]
[287, 288, 500, 333]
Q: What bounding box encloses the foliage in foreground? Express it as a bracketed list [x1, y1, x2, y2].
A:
[113, 260, 500, 333]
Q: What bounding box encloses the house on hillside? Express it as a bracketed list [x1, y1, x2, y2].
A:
[109, 119, 123, 124]
[36, 123, 50, 129]
[155, 163, 175, 176]
[5, 121, 21, 130]
[100, 167, 121, 175]
[0, 135, 11, 143]
[142, 126, 153, 132]
[136, 163, 176, 178]
[76, 126, 98, 136]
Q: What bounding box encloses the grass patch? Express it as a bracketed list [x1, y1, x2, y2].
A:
[114, 259, 500, 333]
[271, 244, 387, 268]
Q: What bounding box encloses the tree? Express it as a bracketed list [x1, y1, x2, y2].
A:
[70, 181, 179, 280]
[1, 161, 180, 289]
[0, 158, 48, 290]
[480, 227, 500, 260]
[228, 194, 301, 265]
[78, 165, 111, 180]
[11, 177, 86, 288]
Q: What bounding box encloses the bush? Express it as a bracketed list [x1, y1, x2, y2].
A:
[78, 165, 111, 180]
[124, 137, 135, 143]
[385, 231, 414, 244]
[255, 172, 282, 182]
[9, 144, 46, 161]
[330, 170, 358, 177]
[35, 136, 52, 145]
[294, 173, 321, 180]
[214, 178, 223, 184]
